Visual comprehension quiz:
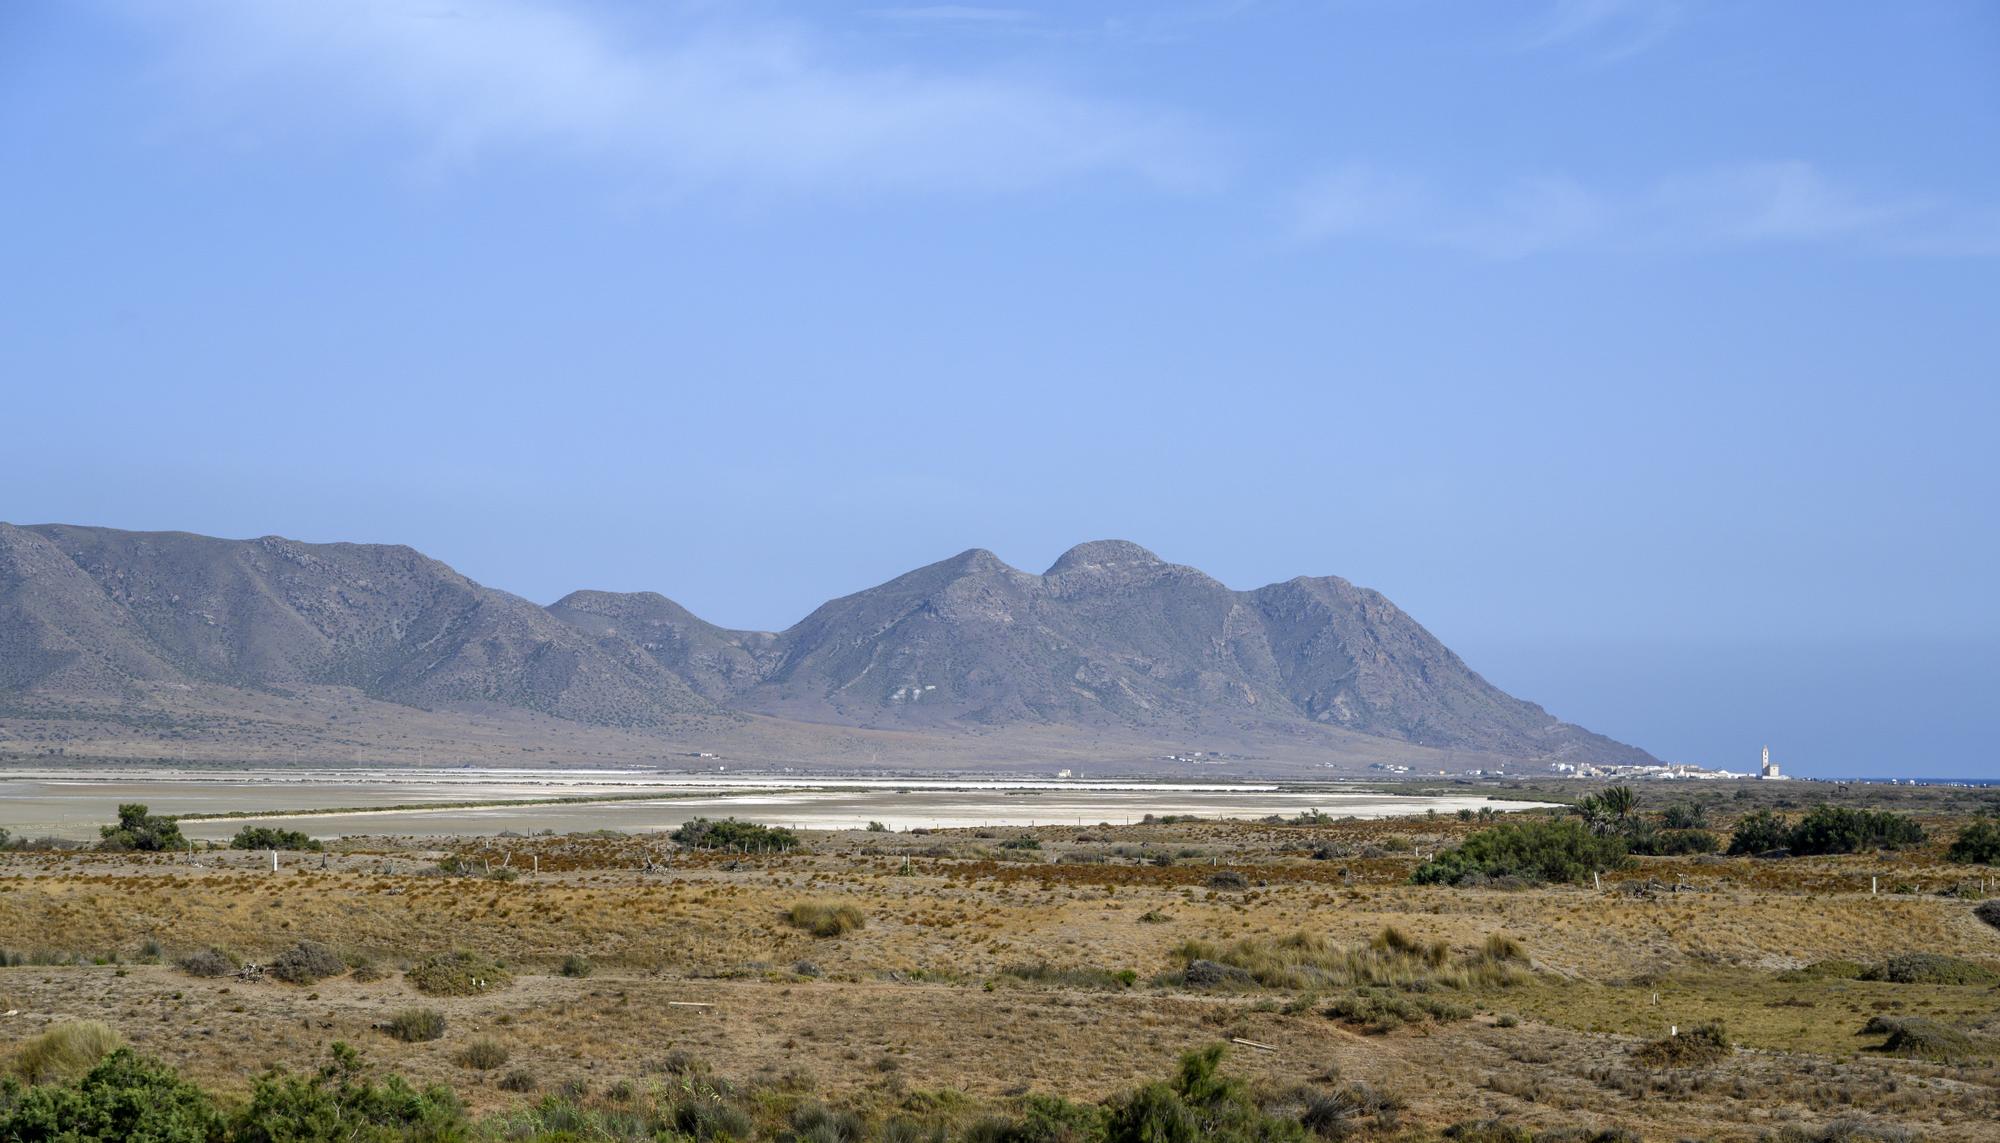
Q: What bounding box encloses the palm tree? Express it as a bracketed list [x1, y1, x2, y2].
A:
[1600, 785, 1637, 822]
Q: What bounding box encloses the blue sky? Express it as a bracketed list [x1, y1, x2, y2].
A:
[3, 1, 1996, 777]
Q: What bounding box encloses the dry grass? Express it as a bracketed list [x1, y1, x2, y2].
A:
[1, 810, 1997, 1139]
[8, 1020, 125, 1084]
[1168, 926, 1529, 992]
[785, 900, 866, 937]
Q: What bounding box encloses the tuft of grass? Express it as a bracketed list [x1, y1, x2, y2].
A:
[1631, 1020, 1731, 1068]
[497, 1069, 537, 1093]
[10, 1021, 126, 1084]
[384, 1007, 447, 1043]
[455, 1037, 510, 1070]
[785, 901, 866, 937]
[407, 950, 513, 996]
[560, 954, 593, 979]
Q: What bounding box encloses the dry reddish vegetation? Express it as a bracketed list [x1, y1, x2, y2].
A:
[2, 802, 1997, 1140]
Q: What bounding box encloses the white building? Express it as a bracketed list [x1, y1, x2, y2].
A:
[1759, 745, 1789, 780]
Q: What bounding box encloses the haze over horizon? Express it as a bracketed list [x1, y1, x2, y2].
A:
[4, 1, 1996, 778]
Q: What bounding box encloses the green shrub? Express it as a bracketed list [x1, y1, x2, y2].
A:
[9, 1021, 126, 1085]
[0, 1049, 220, 1141]
[97, 803, 184, 853]
[229, 826, 323, 852]
[1102, 1044, 1303, 1143]
[1623, 823, 1720, 856]
[1947, 820, 2000, 865]
[786, 901, 866, 937]
[454, 1037, 509, 1070]
[671, 817, 799, 851]
[1785, 806, 1924, 855]
[1631, 1020, 1730, 1068]
[560, 954, 593, 978]
[1727, 810, 1790, 855]
[269, 940, 346, 985]
[497, 1069, 537, 1093]
[1660, 802, 1710, 830]
[1412, 819, 1627, 886]
[407, 949, 513, 996]
[1978, 899, 2000, 932]
[233, 1041, 467, 1140]
[384, 1008, 447, 1043]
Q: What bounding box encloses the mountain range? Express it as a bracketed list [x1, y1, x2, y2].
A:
[0, 523, 1651, 771]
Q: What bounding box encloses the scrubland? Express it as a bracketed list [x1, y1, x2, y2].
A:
[1, 786, 1997, 1141]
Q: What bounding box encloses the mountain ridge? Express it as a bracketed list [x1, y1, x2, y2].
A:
[0, 522, 1653, 767]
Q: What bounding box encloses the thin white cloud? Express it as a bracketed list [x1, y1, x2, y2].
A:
[864, 6, 1033, 23]
[1523, 0, 1683, 64]
[119, 0, 1216, 196]
[1290, 161, 1996, 259]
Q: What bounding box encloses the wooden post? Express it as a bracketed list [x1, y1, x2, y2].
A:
[1871, 876, 1877, 896]
[1594, 872, 1601, 892]
[270, 850, 278, 872]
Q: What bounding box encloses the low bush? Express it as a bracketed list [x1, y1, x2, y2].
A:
[1300, 1080, 1402, 1139]
[1726, 809, 1791, 855]
[384, 1008, 446, 1043]
[1412, 819, 1627, 886]
[268, 940, 346, 985]
[1786, 806, 1924, 855]
[236, 1042, 467, 1138]
[177, 947, 238, 978]
[407, 949, 513, 996]
[1861, 1016, 1980, 1063]
[671, 817, 799, 851]
[96, 803, 184, 853]
[1323, 988, 1471, 1033]
[454, 1037, 509, 1070]
[1207, 870, 1250, 890]
[229, 826, 322, 852]
[560, 954, 593, 979]
[0, 1049, 220, 1140]
[1623, 823, 1721, 856]
[1000, 963, 1137, 990]
[1978, 899, 2000, 932]
[786, 901, 866, 937]
[497, 1069, 537, 1093]
[1862, 953, 1997, 985]
[1631, 1020, 1730, 1068]
[1946, 819, 2000, 865]
[9, 1021, 126, 1085]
